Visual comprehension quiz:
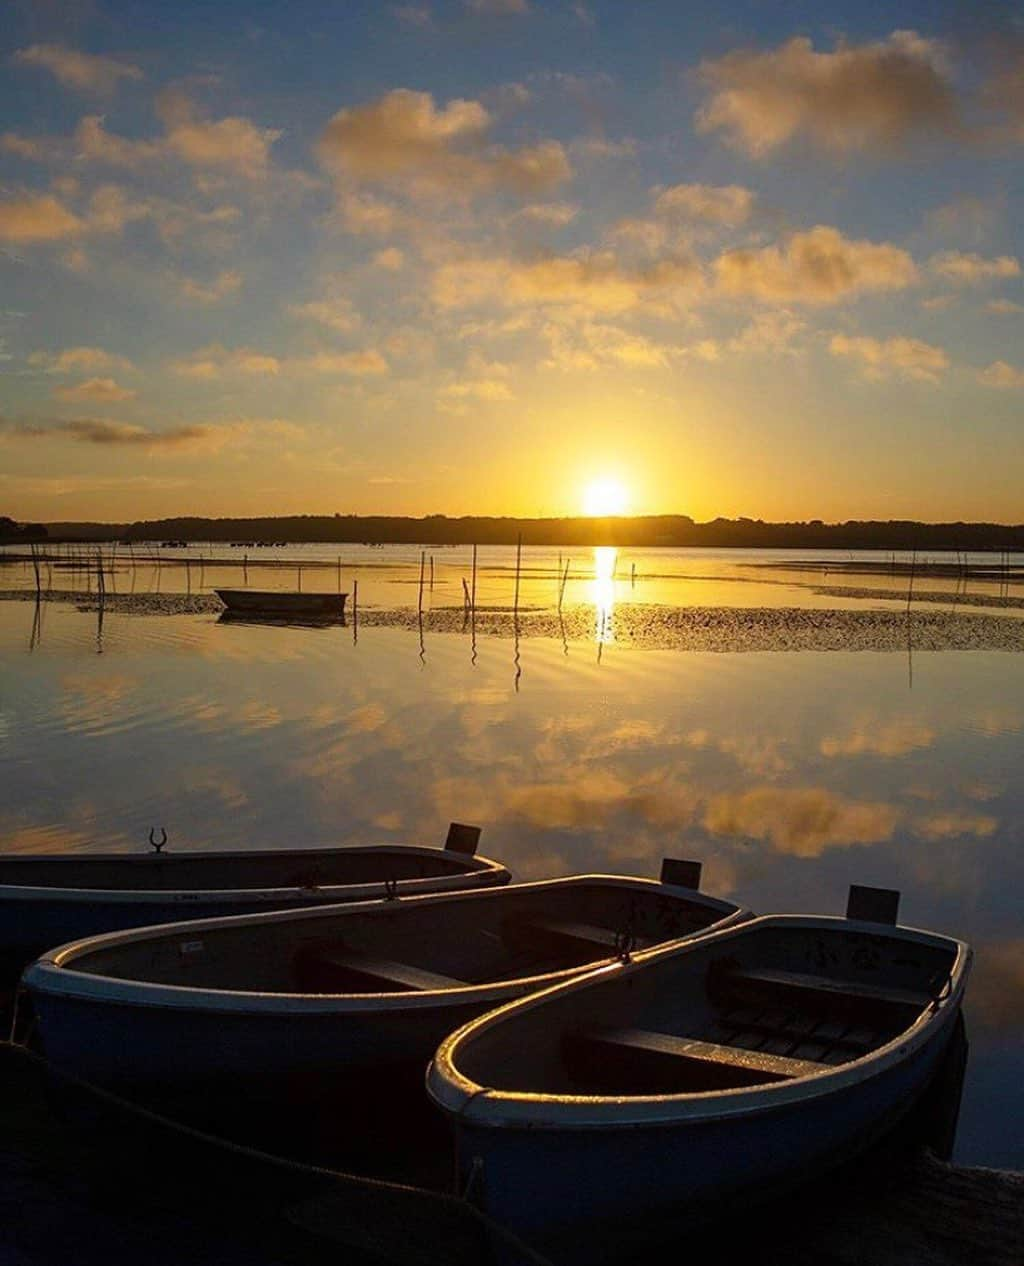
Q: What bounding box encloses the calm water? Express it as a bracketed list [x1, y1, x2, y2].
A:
[1, 544, 1022, 1166]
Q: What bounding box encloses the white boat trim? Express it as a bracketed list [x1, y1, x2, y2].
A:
[23, 875, 749, 1018]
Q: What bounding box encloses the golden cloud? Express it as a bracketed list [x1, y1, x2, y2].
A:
[653, 182, 754, 225]
[319, 88, 571, 197]
[433, 249, 701, 313]
[11, 418, 214, 449]
[928, 250, 1021, 284]
[697, 30, 955, 156]
[829, 333, 948, 382]
[29, 346, 133, 375]
[53, 376, 137, 403]
[14, 44, 142, 95]
[157, 91, 281, 180]
[703, 785, 899, 857]
[912, 810, 997, 841]
[0, 193, 82, 242]
[179, 269, 243, 304]
[715, 226, 917, 304]
[978, 361, 1024, 388]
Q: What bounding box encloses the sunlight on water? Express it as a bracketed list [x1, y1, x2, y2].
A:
[591, 546, 617, 644]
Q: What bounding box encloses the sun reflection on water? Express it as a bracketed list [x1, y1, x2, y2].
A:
[591, 546, 617, 644]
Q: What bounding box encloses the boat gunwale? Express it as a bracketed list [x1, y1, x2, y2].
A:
[0, 843, 507, 904]
[425, 913, 972, 1129]
[21, 876, 749, 1016]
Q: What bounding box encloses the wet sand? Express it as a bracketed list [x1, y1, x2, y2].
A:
[6, 589, 1024, 652]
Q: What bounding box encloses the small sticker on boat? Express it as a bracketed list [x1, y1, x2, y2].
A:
[179, 940, 205, 955]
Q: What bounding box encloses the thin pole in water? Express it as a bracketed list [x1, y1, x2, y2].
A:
[418, 550, 425, 612]
[430, 554, 434, 590]
[513, 533, 522, 617]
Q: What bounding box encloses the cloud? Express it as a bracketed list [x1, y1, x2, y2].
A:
[978, 360, 1024, 388]
[179, 269, 243, 304]
[73, 115, 161, 166]
[433, 249, 702, 314]
[654, 182, 754, 225]
[542, 320, 673, 371]
[703, 785, 899, 857]
[373, 246, 405, 270]
[29, 346, 133, 375]
[912, 810, 997, 840]
[318, 88, 571, 198]
[10, 418, 213, 448]
[172, 345, 281, 379]
[513, 202, 579, 226]
[928, 250, 1020, 284]
[987, 298, 1023, 314]
[697, 31, 955, 156]
[393, 5, 433, 27]
[820, 717, 935, 757]
[157, 92, 281, 180]
[465, 0, 530, 12]
[287, 297, 361, 332]
[829, 333, 949, 382]
[53, 377, 137, 402]
[302, 350, 389, 375]
[0, 193, 82, 242]
[14, 44, 142, 95]
[715, 226, 917, 304]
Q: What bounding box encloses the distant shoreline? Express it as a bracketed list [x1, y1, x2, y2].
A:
[7, 513, 1024, 551]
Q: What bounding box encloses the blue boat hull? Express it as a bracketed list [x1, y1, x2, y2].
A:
[450, 1005, 960, 1255]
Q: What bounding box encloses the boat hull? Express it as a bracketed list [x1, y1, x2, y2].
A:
[447, 1004, 960, 1256]
[214, 589, 347, 617]
[0, 844, 509, 980]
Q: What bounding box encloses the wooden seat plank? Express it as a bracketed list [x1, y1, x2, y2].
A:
[505, 916, 653, 956]
[726, 967, 930, 1011]
[308, 946, 466, 992]
[578, 1026, 823, 1083]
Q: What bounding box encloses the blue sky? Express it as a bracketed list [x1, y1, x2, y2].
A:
[2, 1, 1023, 521]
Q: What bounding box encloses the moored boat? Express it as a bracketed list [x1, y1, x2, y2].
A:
[22, 868, 747, 1118]
[0, 826, 506, 979]
[427, 889, 971, 1259]
[214, 588, 347, 617]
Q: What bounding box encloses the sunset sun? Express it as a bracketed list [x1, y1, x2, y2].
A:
[582, 477, 630, 517]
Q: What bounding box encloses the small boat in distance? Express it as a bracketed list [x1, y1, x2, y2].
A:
[0, 826, 506, 980]
[24, 867, 747, 1118]
[214, 588, 347, 618]
[427, 887, 971, 1259]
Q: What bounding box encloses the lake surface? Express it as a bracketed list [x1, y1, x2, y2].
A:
[1, 543, 1022, 1166]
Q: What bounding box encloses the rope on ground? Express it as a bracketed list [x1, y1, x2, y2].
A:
[0, 1039, 553, 1266]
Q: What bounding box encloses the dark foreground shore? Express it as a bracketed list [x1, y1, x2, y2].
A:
[2, 1034, 1020, 1266]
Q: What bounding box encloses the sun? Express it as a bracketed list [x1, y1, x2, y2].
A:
[582, 477, 629, 517]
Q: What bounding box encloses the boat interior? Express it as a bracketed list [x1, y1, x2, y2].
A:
[450, 921, 960, 1097]
[52, 880, 735, 993]
[0, 847, 480, 893]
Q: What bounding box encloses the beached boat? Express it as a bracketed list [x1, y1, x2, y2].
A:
[23, 870, 747, 1111]
[0, 828, 507, 978]
[214, 589, 347, 617]
[427, 893, 971, 1258]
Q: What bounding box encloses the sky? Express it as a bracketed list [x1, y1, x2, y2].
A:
[1, 0, 1023, 524]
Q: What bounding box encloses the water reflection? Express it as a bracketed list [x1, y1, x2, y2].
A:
[591, 546, 617, 645]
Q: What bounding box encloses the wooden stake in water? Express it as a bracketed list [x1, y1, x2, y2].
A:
[558, 557, 570, 612]
[631, 562, 636, 588]
[471, 544, 478, 614]
[352, 578, 358, 642]
[337, 556, 342, 593]
[513, 533, 522, 616]
[418, 551, 425, 612]
[297, 563, 302, 593]
[430, 555, 434, 590]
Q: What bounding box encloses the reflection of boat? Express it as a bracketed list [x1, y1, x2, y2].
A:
[24, 871, 747, 1111]
[214, 589, 347, 617]
[428, 900, 971, 1256]
[0, 831, 507, 979]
